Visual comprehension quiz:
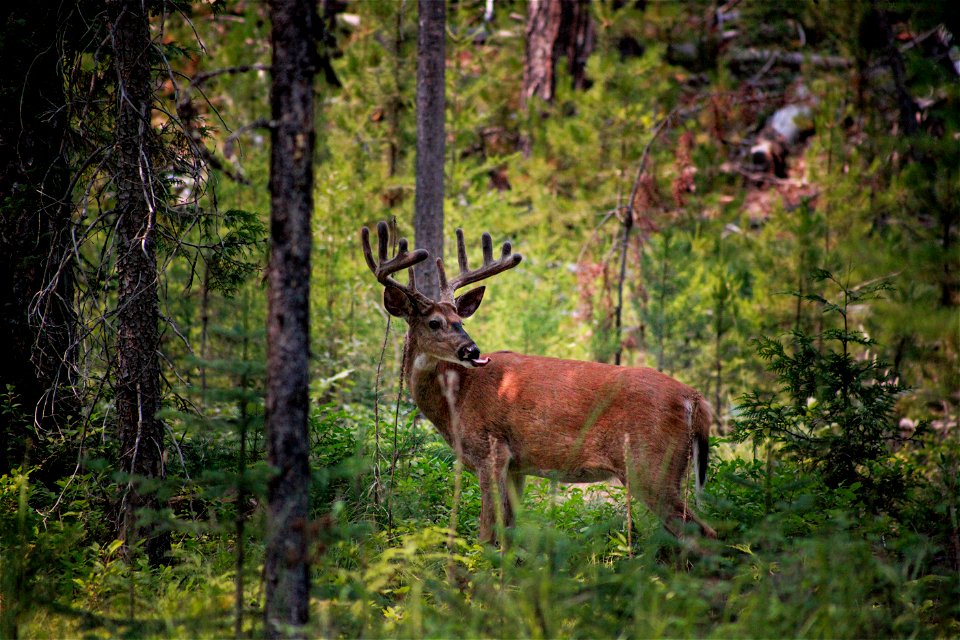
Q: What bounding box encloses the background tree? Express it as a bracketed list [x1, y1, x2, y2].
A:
[263, 0, 316, 633]
[521, 0, 562, 109]
[413, 0, 446, 299]
[109, 0, 168, 567]
[0, 0, 77, 475]
[521, 0, 595, 108]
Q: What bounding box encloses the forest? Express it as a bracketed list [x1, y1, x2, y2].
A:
[1, 0, 958, 637]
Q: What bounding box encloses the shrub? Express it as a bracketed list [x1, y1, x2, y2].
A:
[733, 270, 911, 515]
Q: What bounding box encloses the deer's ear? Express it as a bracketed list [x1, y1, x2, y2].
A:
[455, 286, 485, 318]
[383, 286, 414, 317]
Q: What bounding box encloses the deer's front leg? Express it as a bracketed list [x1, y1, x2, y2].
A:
[478, 438, 512, 544]
[477, 466, 495, 544]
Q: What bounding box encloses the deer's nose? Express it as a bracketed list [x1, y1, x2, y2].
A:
[458, 343, 481, 362]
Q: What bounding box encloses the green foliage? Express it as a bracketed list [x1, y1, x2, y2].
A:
[202, 208, 267, 297]
[10, 397, 960, 639]
[734, 270, 910, 512]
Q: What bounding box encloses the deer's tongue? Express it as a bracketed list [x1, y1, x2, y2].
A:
[470, 356, 491, 367]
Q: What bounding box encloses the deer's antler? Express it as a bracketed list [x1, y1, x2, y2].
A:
[437, 228, 522, 303]
[361, 221, 432, 307]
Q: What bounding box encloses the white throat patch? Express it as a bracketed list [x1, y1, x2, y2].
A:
[413, 353, 434, 372]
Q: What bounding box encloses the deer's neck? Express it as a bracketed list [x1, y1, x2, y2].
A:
[403, 333, 457, 446]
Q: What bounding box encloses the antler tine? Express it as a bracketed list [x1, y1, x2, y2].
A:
[377, 220, 390, 263]
[360, 222, 430, 302]
[440, 229, 523, 301]
[360, 226, 378, 273]
[481, 232, 493, 264]
[436, 257, 449, 292]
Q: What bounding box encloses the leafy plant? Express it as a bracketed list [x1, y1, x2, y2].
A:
[734, 270, 911, 514]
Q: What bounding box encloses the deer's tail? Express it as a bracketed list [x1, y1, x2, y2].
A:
[690, 395, 713, 495]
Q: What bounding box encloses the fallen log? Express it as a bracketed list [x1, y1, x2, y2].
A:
[730, 48, 851, 70]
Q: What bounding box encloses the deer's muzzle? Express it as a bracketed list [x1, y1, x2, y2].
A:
[457, 343, 490, 367]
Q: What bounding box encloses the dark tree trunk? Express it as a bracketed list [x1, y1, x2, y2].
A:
[0, 0, 76, 475]
[414, 0, 446, 299]
[559, 0, 595, 92]
[264, 0, 315, 634]
[110, 0, 168, 567]
[521, 0, 595, 109]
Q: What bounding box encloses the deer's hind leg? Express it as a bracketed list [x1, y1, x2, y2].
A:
[657, 457, 717, 540]
[665, 500, 717, 539]
[662, 444, 717, 539]
[623, 439, 715, 540]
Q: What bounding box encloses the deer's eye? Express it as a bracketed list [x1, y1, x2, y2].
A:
[428, 319, 442, 330]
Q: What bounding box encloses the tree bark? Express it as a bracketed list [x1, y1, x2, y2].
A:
[414, 0, 446, 300]
[264, 0, 315, 634]
[521, 0, 562, 109]
[0, 0, 76, 475]
[521, 0, 594, 109]
[110, 0, 168, 567]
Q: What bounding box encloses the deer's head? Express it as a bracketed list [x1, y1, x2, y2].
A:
[361, 222, 522, 368]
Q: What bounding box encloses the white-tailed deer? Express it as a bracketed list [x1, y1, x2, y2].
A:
[362, 221, 717, 542]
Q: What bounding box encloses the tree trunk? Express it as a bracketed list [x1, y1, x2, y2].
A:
[414, 0, 445, 300]
[559, 0, 595, 92]
[0, 0, 76, 475]
[264, 0, 315, 634]
[521, 0, 594, 109]
[110, 0, 168, 567]
[521, 0, 562, 108]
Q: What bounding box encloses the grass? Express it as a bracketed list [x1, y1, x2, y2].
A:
[10, 428, 959, 639]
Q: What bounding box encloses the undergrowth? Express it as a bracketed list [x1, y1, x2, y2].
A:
[5, 427, 959, 638]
